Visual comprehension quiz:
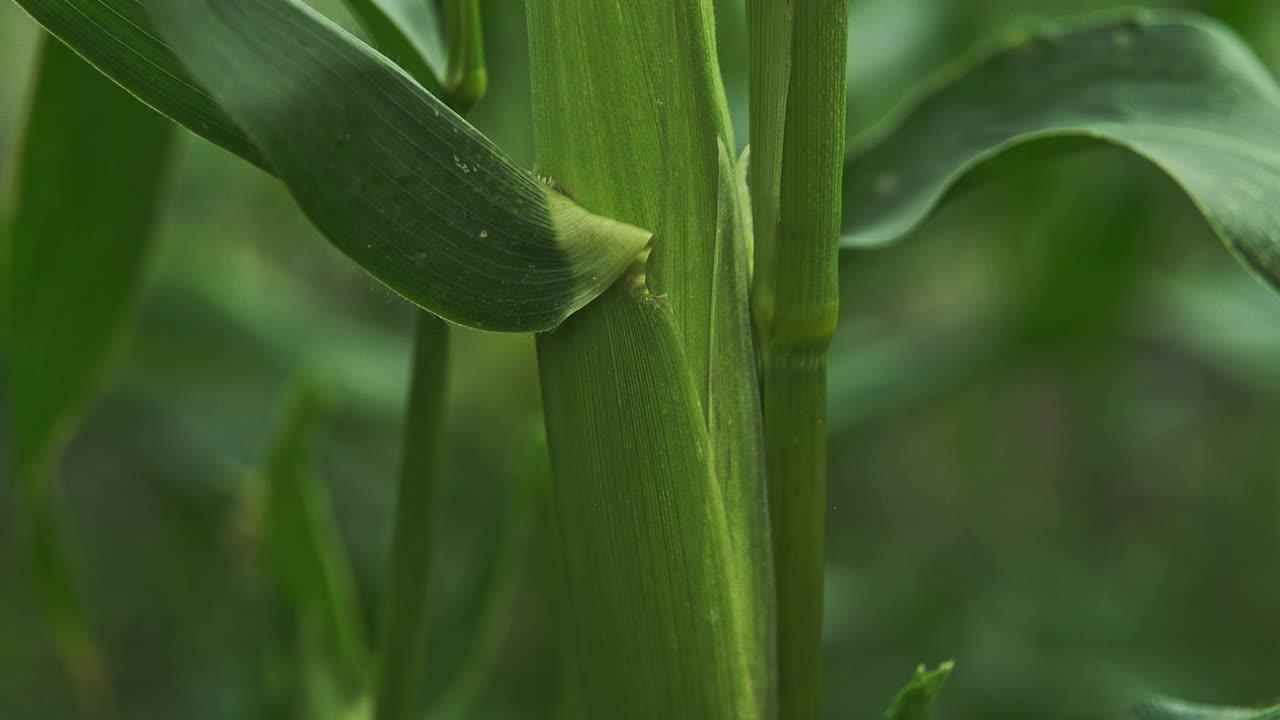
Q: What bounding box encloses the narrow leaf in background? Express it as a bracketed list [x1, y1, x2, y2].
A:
[260, 378, 370, 706]
[882, 662, 953, 720]
[375, 317, 448, 720]
[4, 34, 174, 715]
[842, 10, 1280, 292]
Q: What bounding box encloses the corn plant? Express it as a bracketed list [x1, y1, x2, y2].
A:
[4, 0, 1280, 718]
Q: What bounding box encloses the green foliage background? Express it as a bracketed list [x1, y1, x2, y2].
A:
[0, 0, 1278, 717]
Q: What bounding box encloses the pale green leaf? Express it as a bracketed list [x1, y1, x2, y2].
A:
[709, 142, 774, 716]
[883, 661, 953, 720]
[537, 282, 760, 718]
[1134, 697, 1280, 720]
[841, 9, 1280, 293]
[528, 0, 731, 407]
[527, 0, 765, 714]
[744, 0, 791, 342]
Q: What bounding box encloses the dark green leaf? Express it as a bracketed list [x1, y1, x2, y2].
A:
[841, 9, 1280, 292]
[7, 34, 174, 480]
[149, 0, 648, 332]
[4, 35, 175, 714]
[13, 0, 651, 332]
[883, 661, 953, 720]
[11, 0, 265, 168]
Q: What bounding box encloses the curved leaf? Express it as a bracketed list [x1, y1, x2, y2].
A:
[149, 0, 648, 333]
[841, 9, 1280, 292]
[5, 35, 176, 713]
[7, 35, 175, 479]
[883, 661, 953, 720]
[14, 0, 651, 332]
[12, 0, 265, 168]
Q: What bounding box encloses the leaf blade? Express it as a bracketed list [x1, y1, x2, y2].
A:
[12, 0, 265, 168]
[261, 378, 370, 689]
[15, 0, 651, 332]
[150, 0, 649, 333]
[883, 661, 953, 720]
[841, 9, 1280, 292]
[4, 34, 176, 715]
[7, 34, 175, 478]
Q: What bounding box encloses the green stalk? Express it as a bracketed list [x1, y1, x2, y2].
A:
[527, 0, 766, 715]
[373, 3, 484, 717]
[749, 1, 850, 717]
[373, 313, 450, 720]
[440, 0, 486, 113]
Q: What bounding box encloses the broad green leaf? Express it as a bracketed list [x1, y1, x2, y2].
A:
[1134, 697, 1280, 720]
[261, 377, 369, 691]
[841, 9, 1280, 293]
[4, 35, 175, 714]
[14, 0, 651, 332]
[11, 0, 264, 168]
[7, 35, 174, 482]
[148, 0, 648, 333]
[341, 0, 446, 94]
[883, 661, 953, 720]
